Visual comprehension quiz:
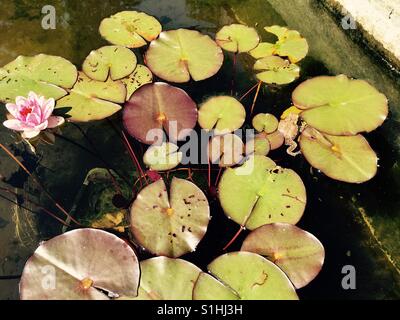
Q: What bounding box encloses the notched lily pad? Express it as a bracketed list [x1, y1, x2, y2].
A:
[56, 72, 125, 122]
[143, 142, 182, 171]
[20, 229, 140, 300]
[130, 177, 210, 257]
[0, 54, 77, 102]
[246, 133, 271, 156]
[193, 252, 298, 300]
[254, 56, 300, 85]
[123, 82, 198, 144]
[250, 26, 308, 63]
[293, 75, 388, 135]
[266, 131, 285, 150]
[218, 155, 306, 230]
[145, 29, 224, 83]
[299, 126, 378, 183]
[216, 24, 260, 53]
[133, 257, 201, 300]
[198, 96, 246, 135]
[121, 64, 153, 100]
[252, 113, 279, 134]
[209, 134, 244, 167]
[99, 11, 162, 48]
[82, 45, 137, 81]
[241, 223, 325, 288]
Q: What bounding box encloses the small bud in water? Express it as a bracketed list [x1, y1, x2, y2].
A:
[80, 278, 93, 290]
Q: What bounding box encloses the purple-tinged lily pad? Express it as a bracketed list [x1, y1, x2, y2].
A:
[241, 223, 325, 288]
[130, 177, 210, 257]
[19, 228, 140, 300]
[145, 29, 223, 83]
[123, 82, 198, 144]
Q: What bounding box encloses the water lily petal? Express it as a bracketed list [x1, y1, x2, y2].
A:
[28, 91, 39, 102]
[22, 129, 41, 139]
[3, 119, 28, 131]
[5, 103, 19, 118]
[47, 116, 65, 128]
[35, 120, 49, 131]
[41, 98, 55, 120]
[15, 96, 27, 108]
[26, 112, 41, 127]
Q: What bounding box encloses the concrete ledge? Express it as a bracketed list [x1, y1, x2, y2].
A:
[323, 0, 400, 71]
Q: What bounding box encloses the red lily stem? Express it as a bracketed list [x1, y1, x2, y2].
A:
[0, 143, 80, 226]
[223, 225, 245, 251]
[121, 131, 148, 186]
[0, 187, 71, 227]
[250, 81, 262, 115]
[207, 159, 211, 189]
[239, 82, 259, 102]
[231, 52, 237, 96]
[214, 167, 223, 187]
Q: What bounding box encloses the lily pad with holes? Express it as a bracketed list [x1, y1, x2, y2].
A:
[198, 96, 246, 135]
[99, 11, 162, 48]
[82, 45, 137, 81]
[215, 24, 260, 53]
[252, 113, 279, 134]
[299, 126, 378, 183]
[56, 72, 125, 122]
[293, 75, 388, 135]
[19, 229, 140, 300]
[246, 133, 270, 156]
[241, 223, 325, 288]
[193, 252, 298, 300]
[130, 177, 210, 257]
[121, 64, 153, 100]
[143, 142, 182, 171]
[250, 26, 308, 63]
[133, 257, 201, 300]
[0, 54, 77, 103]
[209, 134, 244, 167]
[123, 82, 198, 144]
[254, 56, 300, 85]
[145, 29, 224, 83]
[218, 155, 306, 229]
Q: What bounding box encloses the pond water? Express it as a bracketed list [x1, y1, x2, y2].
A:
[0, 0, 399, 299]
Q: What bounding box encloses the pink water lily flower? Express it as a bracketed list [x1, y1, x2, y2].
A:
[3, 91, 65, 139]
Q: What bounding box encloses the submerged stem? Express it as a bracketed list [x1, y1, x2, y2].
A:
[223, 225, 245, 251]
[0, 143, 80, 226]
[239, 82, 259, 102]
[250, 81, 262, 115]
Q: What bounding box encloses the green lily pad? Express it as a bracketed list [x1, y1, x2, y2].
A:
[299, 126, 378, 183]
[133, 257, 201, 300]
[145, 29, 224, 83]
[82, 45, 137, 81]
[143, 142, 182, 171]
[246, 133, 271, 156]
[121, 64, 153, 100]
[56, 72, 124, 122]
[99, 11, 162, 48]
[293, 75, 388, 135]
[252, 113, 279, 133]
[209, 134, 244, 167]
[193, 252, 298, 300]
[218, 155, 306, 230]
[198, 96, 246, 135]
[250, 26, 308, 63]
[241, 223, 325, 288]
[130, 177, 210, 257]
[0, 54, 77, 102]
[20, 229, 140, 300]
[123, 82, 198, 144]
[254, 56, 300, 85]
[215, 24, 260, 53]
[266, 131, 285, 150]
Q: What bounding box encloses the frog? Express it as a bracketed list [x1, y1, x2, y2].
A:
[278, 112, 303, 156]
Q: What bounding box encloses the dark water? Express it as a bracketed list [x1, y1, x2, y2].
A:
[0, 0, 399, 299]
